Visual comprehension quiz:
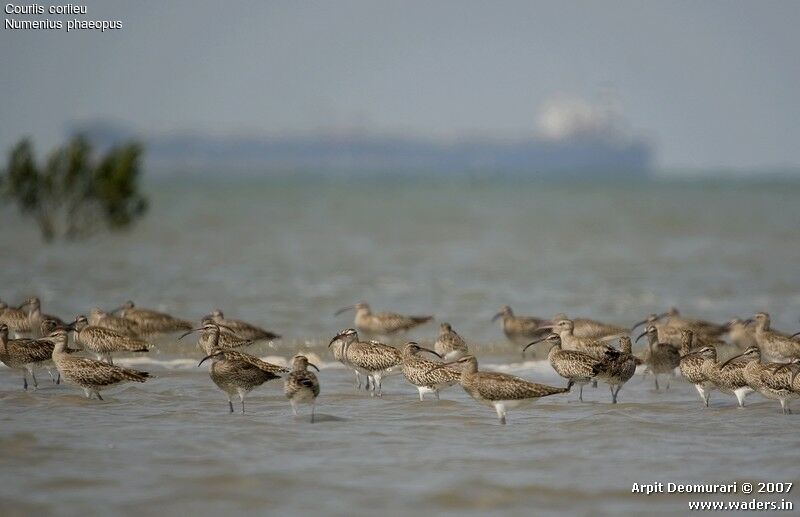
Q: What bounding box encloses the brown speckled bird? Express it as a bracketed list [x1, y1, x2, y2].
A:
[198, 342, 289, 414]
[112, 301, 193, 336]
[430, 355, 572, 425]
[205, 309, 280, 342]
[636, 324, 680, 390]
[724, 346, 798, 414]
[180, 322, 254, 355]
[88, 308, 142, 338]
[678, 330, 713, 407]
[433, 323, 469, 361]
[335, 302, 433, 336]
[525, 333, 600, 402]
[0, 323, 57, 390]
[492, 305, 550, 347]
[70, 315, 149, 364]
[750, 312, 800, 362]
[400, 342, 461, 401]
[328, 328, 402, 397]
[699, 345, 753, 407]
[284, 355, 320, 422]
[50, 329, 150, 400]
[592, 336, 637, 404]
[550, 313, 628, 340]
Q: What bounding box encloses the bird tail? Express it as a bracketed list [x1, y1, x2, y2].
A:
[120, 368, 150, 382]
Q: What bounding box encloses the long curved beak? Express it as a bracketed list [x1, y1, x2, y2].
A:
[198, 351, 222, 367]
[334, 306, 354, 316]
[523, 335, 550, 352]
[790, 331, 800, 339]
[420, 347, 442, 359]
[719, 352, 745, 369]
[491, 312, 503, 322]
[308, 363, 320, 372]
[536, 324, 553, 331]
[630, 319, 649, 332]
[635, 331, 647, 343]
[179, 327, 204, 340]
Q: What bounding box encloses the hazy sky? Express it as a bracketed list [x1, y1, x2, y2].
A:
[1, 1, 798, 170]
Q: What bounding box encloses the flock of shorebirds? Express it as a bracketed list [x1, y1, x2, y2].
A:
[2, 297, 800, 424]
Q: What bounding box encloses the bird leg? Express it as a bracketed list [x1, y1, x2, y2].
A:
[228, 400, 234, 413]
[291, 401, 298, 416]
[609, 385, 617, 404]
[494, 403, 507, 425]
[22, 374, 28, 391]
[653, 375, 660, 391]
[310, 403, 315, 424]
[591, 379, 597, 388]
[578, 384, 584, 402]
[96, 392, 104, 401]
[30, 370, 38, 389]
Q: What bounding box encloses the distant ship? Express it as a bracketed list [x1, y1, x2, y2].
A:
[71, 96, 653, 178]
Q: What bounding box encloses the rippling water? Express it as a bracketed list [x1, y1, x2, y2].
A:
[1, 178, 799, 515]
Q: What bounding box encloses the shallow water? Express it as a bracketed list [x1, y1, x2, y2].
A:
[1, 178, 800, 515]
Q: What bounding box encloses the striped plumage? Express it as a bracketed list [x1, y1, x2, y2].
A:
[677, 330, 713, 406]
[0, 323, 56, 390]
[199, 342, 290, 414]
[592, 336, 637, 403]
[752, 312, 800, 362]
[434, 323, 469, 360]
[551, 313, 628, 340]
[113, 301, 193, 335]
[699, 346, 753, 407]
[181, 322, 254, 355]
[206, 309, 280, 342]
[88, 308, 142, 338]
[546, 319, 615, 360]
[336, 302, 433, 336]
[636, 324, 680, 390]
[728, 346, 798, 414]
[329, 328, 402, 397]
[0, 300, 35, 337]
[492, 305, 550, 347]
[434, 355, 572, 424]
[400, 342, 461, 400]
[284, 355, 320, 422]
[50, 329, 150, 400]
[525, 333, 599, 402]
[72, 315, 149, 364]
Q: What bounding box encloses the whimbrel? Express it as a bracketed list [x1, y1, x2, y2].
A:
[205, 309, 280, 342]
[551, 313, 628, 340]
[112, 301, 192, 336]
[591, 336, 637, 404]
[632, 313, 723, 349]
[50, 329, 150, 400]
[0, 324, 56, 390]
[328, 328, 401, 397]
[750, 312, 800, 362]
[723, 346, 798, 414]
[541, 319, 614, 359]
[198, 346, 289, 414]
[491, 305, 550, 347]
[429, 355, 572, 424]
[328, 328, 368, 390]
[677, 330, 712, 406]
[524, 333, 599, 402]
[335, 302, 433, 336]
[698, 345, 753, 408]
[70, 315, 149, 364]
[179, 322, 254, 354]
[632, 308, 726, 338]
[434, 323, 469, 360]
[0, 298, 38, 337]
[284, 355, 320, 422]
[400, 342, 460, 401]
[88, 308, 141, 338]
[636, 324, 680, 390]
